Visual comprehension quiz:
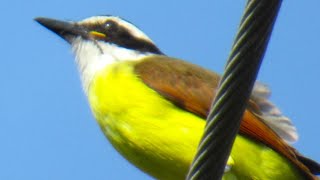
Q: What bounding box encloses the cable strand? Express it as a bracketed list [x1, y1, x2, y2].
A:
[187, 1, 282, 179]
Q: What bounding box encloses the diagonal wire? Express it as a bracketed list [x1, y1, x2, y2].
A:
[186, 0, 282, 179]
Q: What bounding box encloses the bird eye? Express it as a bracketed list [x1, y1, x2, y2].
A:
[104, 21, 114, 30]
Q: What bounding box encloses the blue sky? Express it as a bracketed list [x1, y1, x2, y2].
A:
[1, 0, 319, 179]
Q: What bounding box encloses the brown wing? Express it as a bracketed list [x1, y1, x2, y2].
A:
[134, 55, 319, 179]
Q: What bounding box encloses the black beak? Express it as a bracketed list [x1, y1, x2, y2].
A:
[35, 17, 87, 43]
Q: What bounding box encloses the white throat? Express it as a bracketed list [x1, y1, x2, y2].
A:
[71, 37, 152, 94]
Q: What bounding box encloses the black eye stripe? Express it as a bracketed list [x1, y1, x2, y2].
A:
[83, 20, 163, 55]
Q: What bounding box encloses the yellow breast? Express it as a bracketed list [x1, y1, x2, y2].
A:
[87, 60, 303, 180]
[88, 61, 205, 179]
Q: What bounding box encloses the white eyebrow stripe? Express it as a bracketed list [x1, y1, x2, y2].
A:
[78, 16, 155, 45]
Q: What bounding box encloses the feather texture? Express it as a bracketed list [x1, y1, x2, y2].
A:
[134, 55, 320, 179]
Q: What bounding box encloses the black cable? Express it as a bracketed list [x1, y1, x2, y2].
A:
[186, 1, 282, 179]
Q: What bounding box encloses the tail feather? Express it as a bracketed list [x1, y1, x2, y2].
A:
[251, 82, 320, 176]
[297, 154, 320, 175]
[251, 82, 298, 143]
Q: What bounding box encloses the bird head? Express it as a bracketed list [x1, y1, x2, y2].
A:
[35, 15, 163, 93]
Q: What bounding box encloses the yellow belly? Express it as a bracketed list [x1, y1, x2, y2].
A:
[87, 60, 304, 180]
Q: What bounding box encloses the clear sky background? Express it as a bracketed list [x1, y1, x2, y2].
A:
[1, 0, 319, 179]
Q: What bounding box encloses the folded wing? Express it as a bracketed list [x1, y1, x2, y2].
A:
[134, 55, 319, 179]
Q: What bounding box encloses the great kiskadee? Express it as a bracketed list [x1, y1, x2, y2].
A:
[35, 16, 320, 179]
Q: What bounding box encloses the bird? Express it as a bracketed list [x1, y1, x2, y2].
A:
[35, 15, 320, 180]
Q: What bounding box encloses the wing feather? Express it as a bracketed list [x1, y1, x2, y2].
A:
[134, 55, 319, 179]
